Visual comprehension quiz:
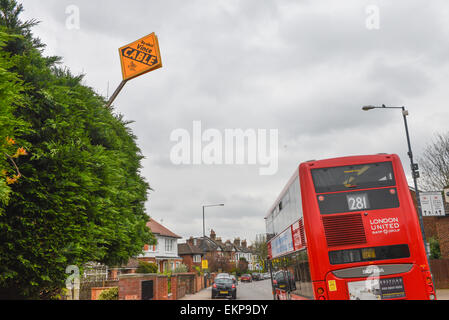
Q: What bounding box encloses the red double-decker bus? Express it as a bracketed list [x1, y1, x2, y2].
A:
[266, 154, 435, 300]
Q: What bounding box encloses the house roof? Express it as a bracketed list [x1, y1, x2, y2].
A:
[146, 218, 181, 239]
[178, 243, 204, 255]
[192, 236, 222, 252]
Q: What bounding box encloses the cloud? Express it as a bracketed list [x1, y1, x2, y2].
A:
[19, 0, 449, 244]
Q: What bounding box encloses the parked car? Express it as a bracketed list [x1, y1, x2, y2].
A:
[230, 275, 238, 286]
[215, 273, 230, 279]
[263, 272, 271, 279]
[240, 274, 252, 282]
[252, 273, 262, 281]
[211, 277, 237, 299]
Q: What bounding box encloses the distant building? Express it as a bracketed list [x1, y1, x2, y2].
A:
[184, 230, 257, 272]
[233, 238, 254, 269]
[178, 237, 204, 272]
[138, 218, 183, 273]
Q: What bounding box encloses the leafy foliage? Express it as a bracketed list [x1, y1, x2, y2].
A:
[97, 287, 118, 300]
[136, 261, 158, 274]
[0, 0, 155, 299]
[0, 28, 28, 206]
[429, 236, 441, 260]
[173, 263, 188, 273]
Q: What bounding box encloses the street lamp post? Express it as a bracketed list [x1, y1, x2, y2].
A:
[201, 203, 224, 284]
[202, 204, 224, 238]
[362, 105, 429, 260]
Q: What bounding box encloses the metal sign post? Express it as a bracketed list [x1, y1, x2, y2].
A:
[444, 187, 449, 204]
[106, 80, 127, 109]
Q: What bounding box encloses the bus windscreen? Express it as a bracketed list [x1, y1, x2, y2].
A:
[311, 162, 395, 193]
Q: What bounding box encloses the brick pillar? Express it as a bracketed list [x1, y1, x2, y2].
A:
[119, 276, 141, 300]
[171, 275, 177, 300]
[156, 275, 168, 300]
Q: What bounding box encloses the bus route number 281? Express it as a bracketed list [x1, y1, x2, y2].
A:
[346, 193, 370, 211]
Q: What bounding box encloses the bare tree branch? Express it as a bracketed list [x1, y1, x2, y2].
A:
[418, 132, 449, 191]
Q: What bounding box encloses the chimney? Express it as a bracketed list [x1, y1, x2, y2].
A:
[210, 229, 216, 240]
[242, 240, 247, 248]
[233, 237, 241, 247]
[187, 236, 194, 245]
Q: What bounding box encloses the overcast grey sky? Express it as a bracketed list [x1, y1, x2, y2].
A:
[20, 0, 449, 245]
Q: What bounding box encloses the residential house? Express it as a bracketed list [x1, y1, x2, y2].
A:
[138, 218, 183, 273]
[185, 230, 257, 272]
[233, 239, 255, 270]
[178, 237, 204, 272]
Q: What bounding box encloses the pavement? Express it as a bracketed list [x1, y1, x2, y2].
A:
[180, 286, 212, 300]
[436, 289, 449, 300]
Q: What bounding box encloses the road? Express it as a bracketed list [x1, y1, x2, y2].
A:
[181, 281, 449, 300]
[180, 278, 274, 300]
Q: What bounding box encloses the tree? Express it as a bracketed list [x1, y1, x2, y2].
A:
[0, 28, 29, 207]
[252, 235, 268, 272]
[237, 257, 248, 274]
[208, 255, 232, 273]
[0, 0, 155, 299]
[418, 132, 449, 191]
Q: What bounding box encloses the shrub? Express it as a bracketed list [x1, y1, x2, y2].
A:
[173, 264, 188, 273]
[429, 236, 441, 259]
[194, 266, 203, 276]
[136, 261, 158, 274]
[97, 287, 118, 300]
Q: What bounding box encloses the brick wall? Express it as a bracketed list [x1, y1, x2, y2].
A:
[195, 274, 203, 292]
[80, 280, 119, 300]
[436, 217, 449, 258]
[423, 216, 438, 238]
[430, 259, 449, 289]
[119, 274, 157, 300]
[118, 272, 201, 300]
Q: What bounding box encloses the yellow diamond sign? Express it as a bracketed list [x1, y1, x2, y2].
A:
[119, 32, 162, 81]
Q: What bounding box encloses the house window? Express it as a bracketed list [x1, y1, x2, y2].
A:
[165, 239, 174, 252]
[193, 255, 201, 263]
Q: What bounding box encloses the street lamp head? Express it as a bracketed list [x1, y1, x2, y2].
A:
[203, 203, 225, 208]
[362, 105, 376, 111]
